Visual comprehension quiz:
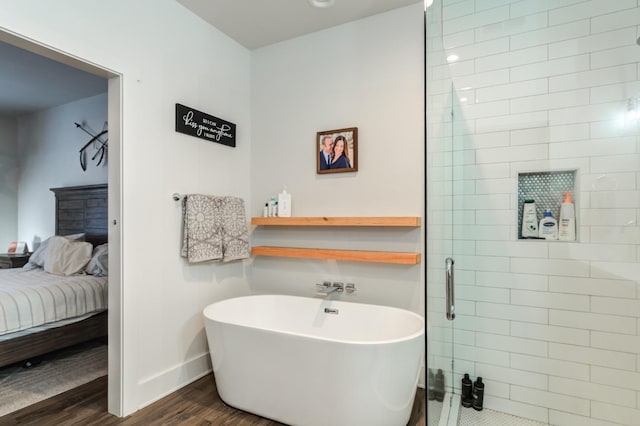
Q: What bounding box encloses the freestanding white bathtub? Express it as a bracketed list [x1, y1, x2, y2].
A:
[203, 294, 425, 426]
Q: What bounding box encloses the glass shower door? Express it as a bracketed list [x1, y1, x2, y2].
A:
[427, 1, 640, 425]
[425, 1, 456, 423]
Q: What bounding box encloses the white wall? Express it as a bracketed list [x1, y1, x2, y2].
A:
[251, 5, 424, 219]
[428, 1, 640, 424]
[16, 93, 107, 248]
[1, 0, 251, 415]
[250, 1, 425, 383]
[250, 3, 424, 301]
[0, 116, 18, 249]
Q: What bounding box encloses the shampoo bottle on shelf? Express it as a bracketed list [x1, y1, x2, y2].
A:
[278, 187, 292, 217]
[521, 199, 538, 238]
[558, 191, 576, 241]
[268, 197, 276, 217]
[539, 209, 558, 240]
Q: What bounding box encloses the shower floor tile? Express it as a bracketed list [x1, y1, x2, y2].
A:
[458, 407, 547, 426]
[429, 397, 548, 425]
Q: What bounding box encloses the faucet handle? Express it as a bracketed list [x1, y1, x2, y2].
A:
[345, 283, 356, 293]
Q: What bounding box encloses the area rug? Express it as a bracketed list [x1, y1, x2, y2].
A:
[0, 340, 107, 417]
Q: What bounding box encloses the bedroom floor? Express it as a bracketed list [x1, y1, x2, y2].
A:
[0, 374, 426, 425]
[0, 339, 107, 418]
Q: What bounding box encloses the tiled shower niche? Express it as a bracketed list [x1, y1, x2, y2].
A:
[517, 170, 577, 240]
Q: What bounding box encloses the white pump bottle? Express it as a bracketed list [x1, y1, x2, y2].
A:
[558, 191, 576, 241]
[278, 187, 292, 217]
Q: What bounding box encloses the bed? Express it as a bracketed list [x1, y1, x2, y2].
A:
[0, 184, 108, 368]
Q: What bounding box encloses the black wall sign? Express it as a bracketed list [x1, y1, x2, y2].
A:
[175, 103, 236, 147]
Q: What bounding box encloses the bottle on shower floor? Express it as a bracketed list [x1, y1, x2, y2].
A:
[472, 376, 484, 411]
[428, 369, 436, 401]
[435, 369, 445, 402]
[461, 373, 473, 408]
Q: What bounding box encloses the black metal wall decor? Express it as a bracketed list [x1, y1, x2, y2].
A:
[76, 121, 108, 171]
[175, 103, 236, 147]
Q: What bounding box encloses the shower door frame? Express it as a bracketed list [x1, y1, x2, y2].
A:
[425, 1, 458, 424]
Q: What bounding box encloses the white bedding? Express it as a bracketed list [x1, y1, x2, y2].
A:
[0, 268, 107, 337]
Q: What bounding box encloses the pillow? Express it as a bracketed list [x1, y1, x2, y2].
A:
[43, 236, 93, 276]
[25, 233, 86, 269]
[85, 243, 108, 276]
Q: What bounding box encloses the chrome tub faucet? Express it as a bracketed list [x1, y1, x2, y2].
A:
[316, 281, 343, 296]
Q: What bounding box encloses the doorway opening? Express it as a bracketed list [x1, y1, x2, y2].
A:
[0, 29, 123, 417]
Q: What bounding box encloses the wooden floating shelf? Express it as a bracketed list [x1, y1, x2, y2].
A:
[251, 246, 421, 265]
[251, 216, 421, 227]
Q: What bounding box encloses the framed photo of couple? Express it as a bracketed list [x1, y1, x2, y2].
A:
[316, 127, 358, 174]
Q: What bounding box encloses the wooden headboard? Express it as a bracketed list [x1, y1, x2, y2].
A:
[50, 184, 108, 246]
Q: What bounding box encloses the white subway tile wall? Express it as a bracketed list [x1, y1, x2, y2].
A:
[427, 0, 640, 424]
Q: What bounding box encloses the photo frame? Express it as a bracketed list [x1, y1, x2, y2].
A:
[316, 127, 358, 174]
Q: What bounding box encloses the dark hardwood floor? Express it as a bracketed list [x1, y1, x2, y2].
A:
[0, 375, 426, 425]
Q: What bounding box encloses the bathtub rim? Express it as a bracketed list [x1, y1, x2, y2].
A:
[203, 294, 425, 346]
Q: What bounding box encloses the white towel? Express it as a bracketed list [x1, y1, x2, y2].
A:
[181, 194, 249, 263]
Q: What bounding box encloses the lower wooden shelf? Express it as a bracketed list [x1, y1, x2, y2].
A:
[251, 246, 421, 265]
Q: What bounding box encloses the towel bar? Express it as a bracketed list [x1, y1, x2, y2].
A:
[172, 193, 183, 201]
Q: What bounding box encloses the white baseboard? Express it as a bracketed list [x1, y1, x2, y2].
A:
[136, 351, 212, 411]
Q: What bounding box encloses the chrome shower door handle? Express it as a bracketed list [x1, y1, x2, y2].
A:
[445, 257, 455, 320]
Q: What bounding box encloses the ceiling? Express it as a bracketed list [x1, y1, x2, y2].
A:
[177, 0, 421, 49]
[0, 0, 419, 116]
[0, 41, 107, 117]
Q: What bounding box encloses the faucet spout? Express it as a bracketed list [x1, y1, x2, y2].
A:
[316, 282, 344, 297]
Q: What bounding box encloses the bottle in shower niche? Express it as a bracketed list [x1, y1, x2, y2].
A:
[461, 373, 473, 408]
[558, 191, 576, 241]
[521, 199, 538, 238]
[472, 376, 484, 411]
[538, 209, 558, 240]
